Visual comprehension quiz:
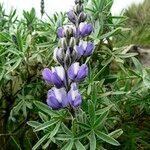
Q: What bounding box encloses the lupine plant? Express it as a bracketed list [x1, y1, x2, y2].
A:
[28, 0, 122, 149]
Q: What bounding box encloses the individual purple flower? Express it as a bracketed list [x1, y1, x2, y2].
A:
[76, 41, 94, 57]
[57, 27, 64, 38]
[67, 10, 77, 24]
[79, 22, 93, 37]
[42, 66, 66, 88]
[68, 83, 82, 107]
[68, 62, 88, 81]
[42, 68, 53, 84]
[47, 88, 68, 110]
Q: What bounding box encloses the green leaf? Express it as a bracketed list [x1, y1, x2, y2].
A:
[96, 104, 114, 115]
[94, 111, 109, 128]
[75, 140, 86, 150]
[90, 131, 96, 150]
[108, 129, 123, 139]
[27, 121, 41, 128]
[99, 28, 121, 40]
[77, 122, 90, 130]
[50, 122, 61, 138]
[96, 131, 120, 146]
[132, 57, 143, 74]
[61, 140, 74, 150]
[61, 123, 73, 136]
[32, 133, 50, 150]
[93, 64, 108, 80]
[42, 138, 51, 149]
[6, 57, 22, 75]
[76, 130, 90, 140]
[117, 53, 138, 58]
[55, 134, 72, 141]
[34, 101, 58, 116]
[88, 101, 95, 126]
[34, 120, 58, 132]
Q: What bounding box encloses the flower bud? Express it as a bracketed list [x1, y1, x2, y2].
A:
[53, 47, 65, 65]
[47, 88, 68, 109]
[68, 62, 88, 81]
[68, 83, 82, 107]
[64, 49, 71, 68]
[75, 0, 84, 5]
[69, 37, 76, 48]
[61, 38, 68, 50]
[67, 10, 77, 24]
[79, 22, 93, 37]
[78, 12, 87, 23]
[74, 4, 83, 14]
[71, 49, 78, 63]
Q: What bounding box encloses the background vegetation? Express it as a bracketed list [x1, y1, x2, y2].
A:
[0, 0, 150, 149]
[115, 0, 150, 47]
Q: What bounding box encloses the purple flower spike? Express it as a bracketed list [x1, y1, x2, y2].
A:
[57, 27, 64, 38]
[68, 62, 88, 81]
[76, 41, 94, 57]
[47, 88, 68, 110]
[67, 10, 77, 24]
[68, 83, 82, 107]
[79, 23, 93, 37]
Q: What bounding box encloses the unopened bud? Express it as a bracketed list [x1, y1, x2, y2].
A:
[75, 0, 84, 5]
[71, 49, 78, 62]
[61, 38, 68, 49]
[74, 4, 83, 14]
[64, 49, 71, 68]
[53, 47, 65, 65]
[67, 10, 77, 24]
[69, 37, 76, 48]
[79, 12, 87, 23]
[64, 27, 70, 38]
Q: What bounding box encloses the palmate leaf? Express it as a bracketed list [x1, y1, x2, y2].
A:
[96, 130, 120, 146]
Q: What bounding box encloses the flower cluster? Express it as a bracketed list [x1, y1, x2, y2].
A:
[42, 0, 94, 110]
